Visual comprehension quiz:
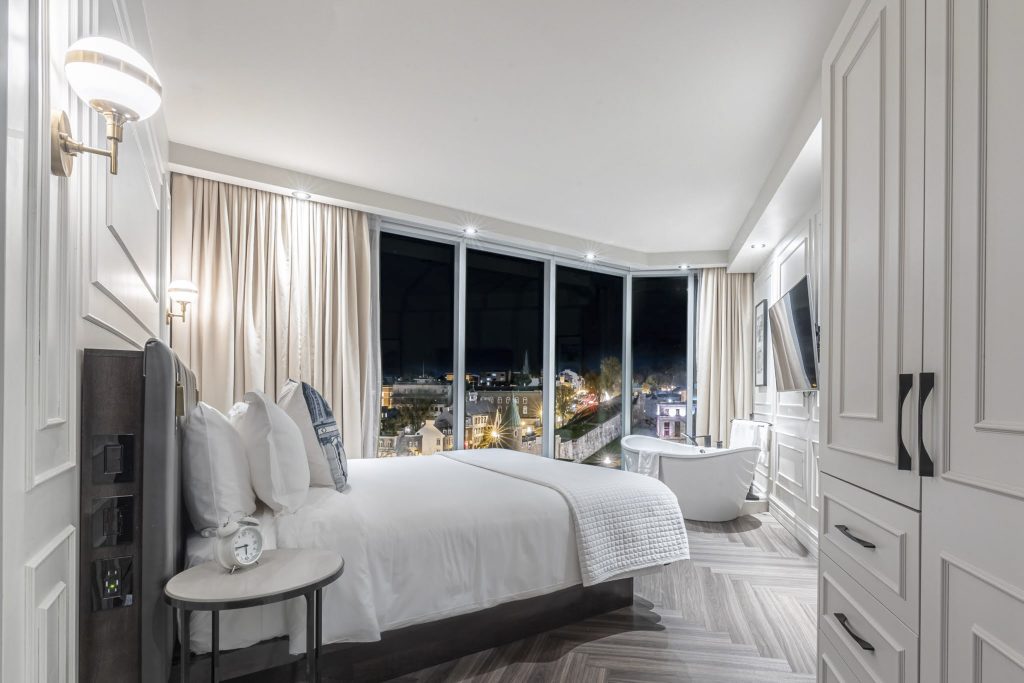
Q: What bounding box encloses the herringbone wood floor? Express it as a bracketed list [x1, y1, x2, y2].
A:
[389, 513, 817, 682]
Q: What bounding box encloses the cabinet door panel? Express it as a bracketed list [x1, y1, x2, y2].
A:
[920, 0, 1024, 680]
[820, 0, 925, 509]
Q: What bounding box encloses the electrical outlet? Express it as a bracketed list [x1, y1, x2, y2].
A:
[92, 556, 133, 610]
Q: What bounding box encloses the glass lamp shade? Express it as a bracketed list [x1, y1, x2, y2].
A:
[64, 37, 162, 122]
[167, 280, 199, 305]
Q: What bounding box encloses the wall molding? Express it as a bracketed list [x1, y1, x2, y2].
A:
[769, 493, 819, 555]
[23, 0, 79, 493]
[24, 525, 76, 683]
[78, 0, 166, 350]
[756, 209, 822, 554]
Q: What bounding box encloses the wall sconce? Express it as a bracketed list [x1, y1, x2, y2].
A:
[51, 36, 162, 177]
[166, 280, 198, 325]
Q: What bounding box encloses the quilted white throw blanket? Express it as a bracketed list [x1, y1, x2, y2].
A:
[442, 449, 689, 585]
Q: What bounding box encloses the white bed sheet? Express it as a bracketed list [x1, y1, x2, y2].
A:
[275, 454, 581, 654]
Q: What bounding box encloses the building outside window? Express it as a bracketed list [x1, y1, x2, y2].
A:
[377, 233, 455, 456]
[377, 225, 694, 460]
[554, 266, 623, 467]
[464, 249, 544, 454]
[630, 276, 690, 440]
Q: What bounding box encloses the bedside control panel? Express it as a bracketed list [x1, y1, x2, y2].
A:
[92, 556, 133, 611]
[91, 495, 133, 548]
[90, 434, 135, 484]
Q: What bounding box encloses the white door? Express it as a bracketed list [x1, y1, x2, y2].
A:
[3, 1, 166, 680]
[3, 1, 82, 681]
[819, 0, 926, 509]
[919, 0, 1024, 680]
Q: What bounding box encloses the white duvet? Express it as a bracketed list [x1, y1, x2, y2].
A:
[186, 451, 687, 656]
[442, 449, 689, 585]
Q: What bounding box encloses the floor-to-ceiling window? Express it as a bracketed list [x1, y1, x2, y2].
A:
[630, 276, 690, 441]
[555, 266, 624, 467]
[464, 249, 545, 454]
[377, 233, 455, 456]
[378, 223, 696, 460]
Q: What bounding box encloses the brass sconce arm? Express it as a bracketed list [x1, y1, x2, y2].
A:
[51, 110, 126, 176]
[166, 301, 190, 326]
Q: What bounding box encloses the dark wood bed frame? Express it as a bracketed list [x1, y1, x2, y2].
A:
[136, 340, 633, 682]
[173, 578, 632, 682]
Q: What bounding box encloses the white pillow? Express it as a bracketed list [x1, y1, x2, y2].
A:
[278, 380, 348, 490]
[231, 391, 310, 513]
[182, 402, 256, 532]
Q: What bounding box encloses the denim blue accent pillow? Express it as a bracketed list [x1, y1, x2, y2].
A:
[278, 380, 349, 490]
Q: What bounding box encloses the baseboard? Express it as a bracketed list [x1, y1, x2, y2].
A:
[740, 499, 769, 516]
[768, 495, 818, 556]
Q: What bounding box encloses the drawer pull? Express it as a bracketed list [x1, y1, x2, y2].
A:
[835, 524, 876, 549]
[835, 612, 875, 652]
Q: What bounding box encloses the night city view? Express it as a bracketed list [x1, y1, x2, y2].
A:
[377, 233, 690, 465]
[630, 277, 690, 447]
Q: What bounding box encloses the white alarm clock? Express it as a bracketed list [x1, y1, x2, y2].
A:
[212, 517, 264, 572]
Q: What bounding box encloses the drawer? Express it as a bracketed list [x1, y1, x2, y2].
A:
[819, 629, 866, 683]
[820, 473, 920, 630]
[819, 553, 919, 683]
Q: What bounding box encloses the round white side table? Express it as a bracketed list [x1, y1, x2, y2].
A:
[164, 549, 344, 683]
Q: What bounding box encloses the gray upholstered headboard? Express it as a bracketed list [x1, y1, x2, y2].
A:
[140, 339, 198, 683]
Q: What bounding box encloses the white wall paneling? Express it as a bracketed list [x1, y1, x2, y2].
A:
[80, 0, 167, 350]
[753, 212, 822, 554]
[3, 0, 167, 680]
[24, 0, 78, 489]
[751, 268, 774, 496]
[24, 527, 76, 683]
[4, 0, 84, 678]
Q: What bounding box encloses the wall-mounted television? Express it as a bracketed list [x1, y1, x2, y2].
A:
[768, 276, 818, 392]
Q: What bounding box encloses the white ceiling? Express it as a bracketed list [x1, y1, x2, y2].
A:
[730, 122, 823, 273]
[142, 0, 848, 254]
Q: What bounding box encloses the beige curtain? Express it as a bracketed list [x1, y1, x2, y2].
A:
[696, 267, 754, 447]
[169, 173, 381, 458]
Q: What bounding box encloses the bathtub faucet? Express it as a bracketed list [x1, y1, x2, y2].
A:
[682, 433, 713, 448]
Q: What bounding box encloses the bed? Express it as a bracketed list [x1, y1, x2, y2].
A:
[140, 340, 689, 681]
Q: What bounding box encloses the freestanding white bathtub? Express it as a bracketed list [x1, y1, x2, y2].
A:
[621, 435, 760, 522]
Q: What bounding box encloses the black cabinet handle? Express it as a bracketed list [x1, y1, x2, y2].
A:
[835, 613, 875, 652]
[918, 372, 935, 477]
[897, 373, 913, 470]
[835, 524, 876, 549]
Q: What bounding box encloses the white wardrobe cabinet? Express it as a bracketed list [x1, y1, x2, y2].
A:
[820, 0, 1024, 681]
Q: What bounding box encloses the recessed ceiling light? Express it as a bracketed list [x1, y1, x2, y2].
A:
[292, 191, 311, 200]
[584, 252, 597, 262]
[464, 226, 478, 235]
[679, 264, 689, 270]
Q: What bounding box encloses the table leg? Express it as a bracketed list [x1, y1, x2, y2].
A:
[180, 609, 190, 683]
[315, 588, 323, 665]
[306, 592, 315, 682]
[211, 610, 220, 683]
